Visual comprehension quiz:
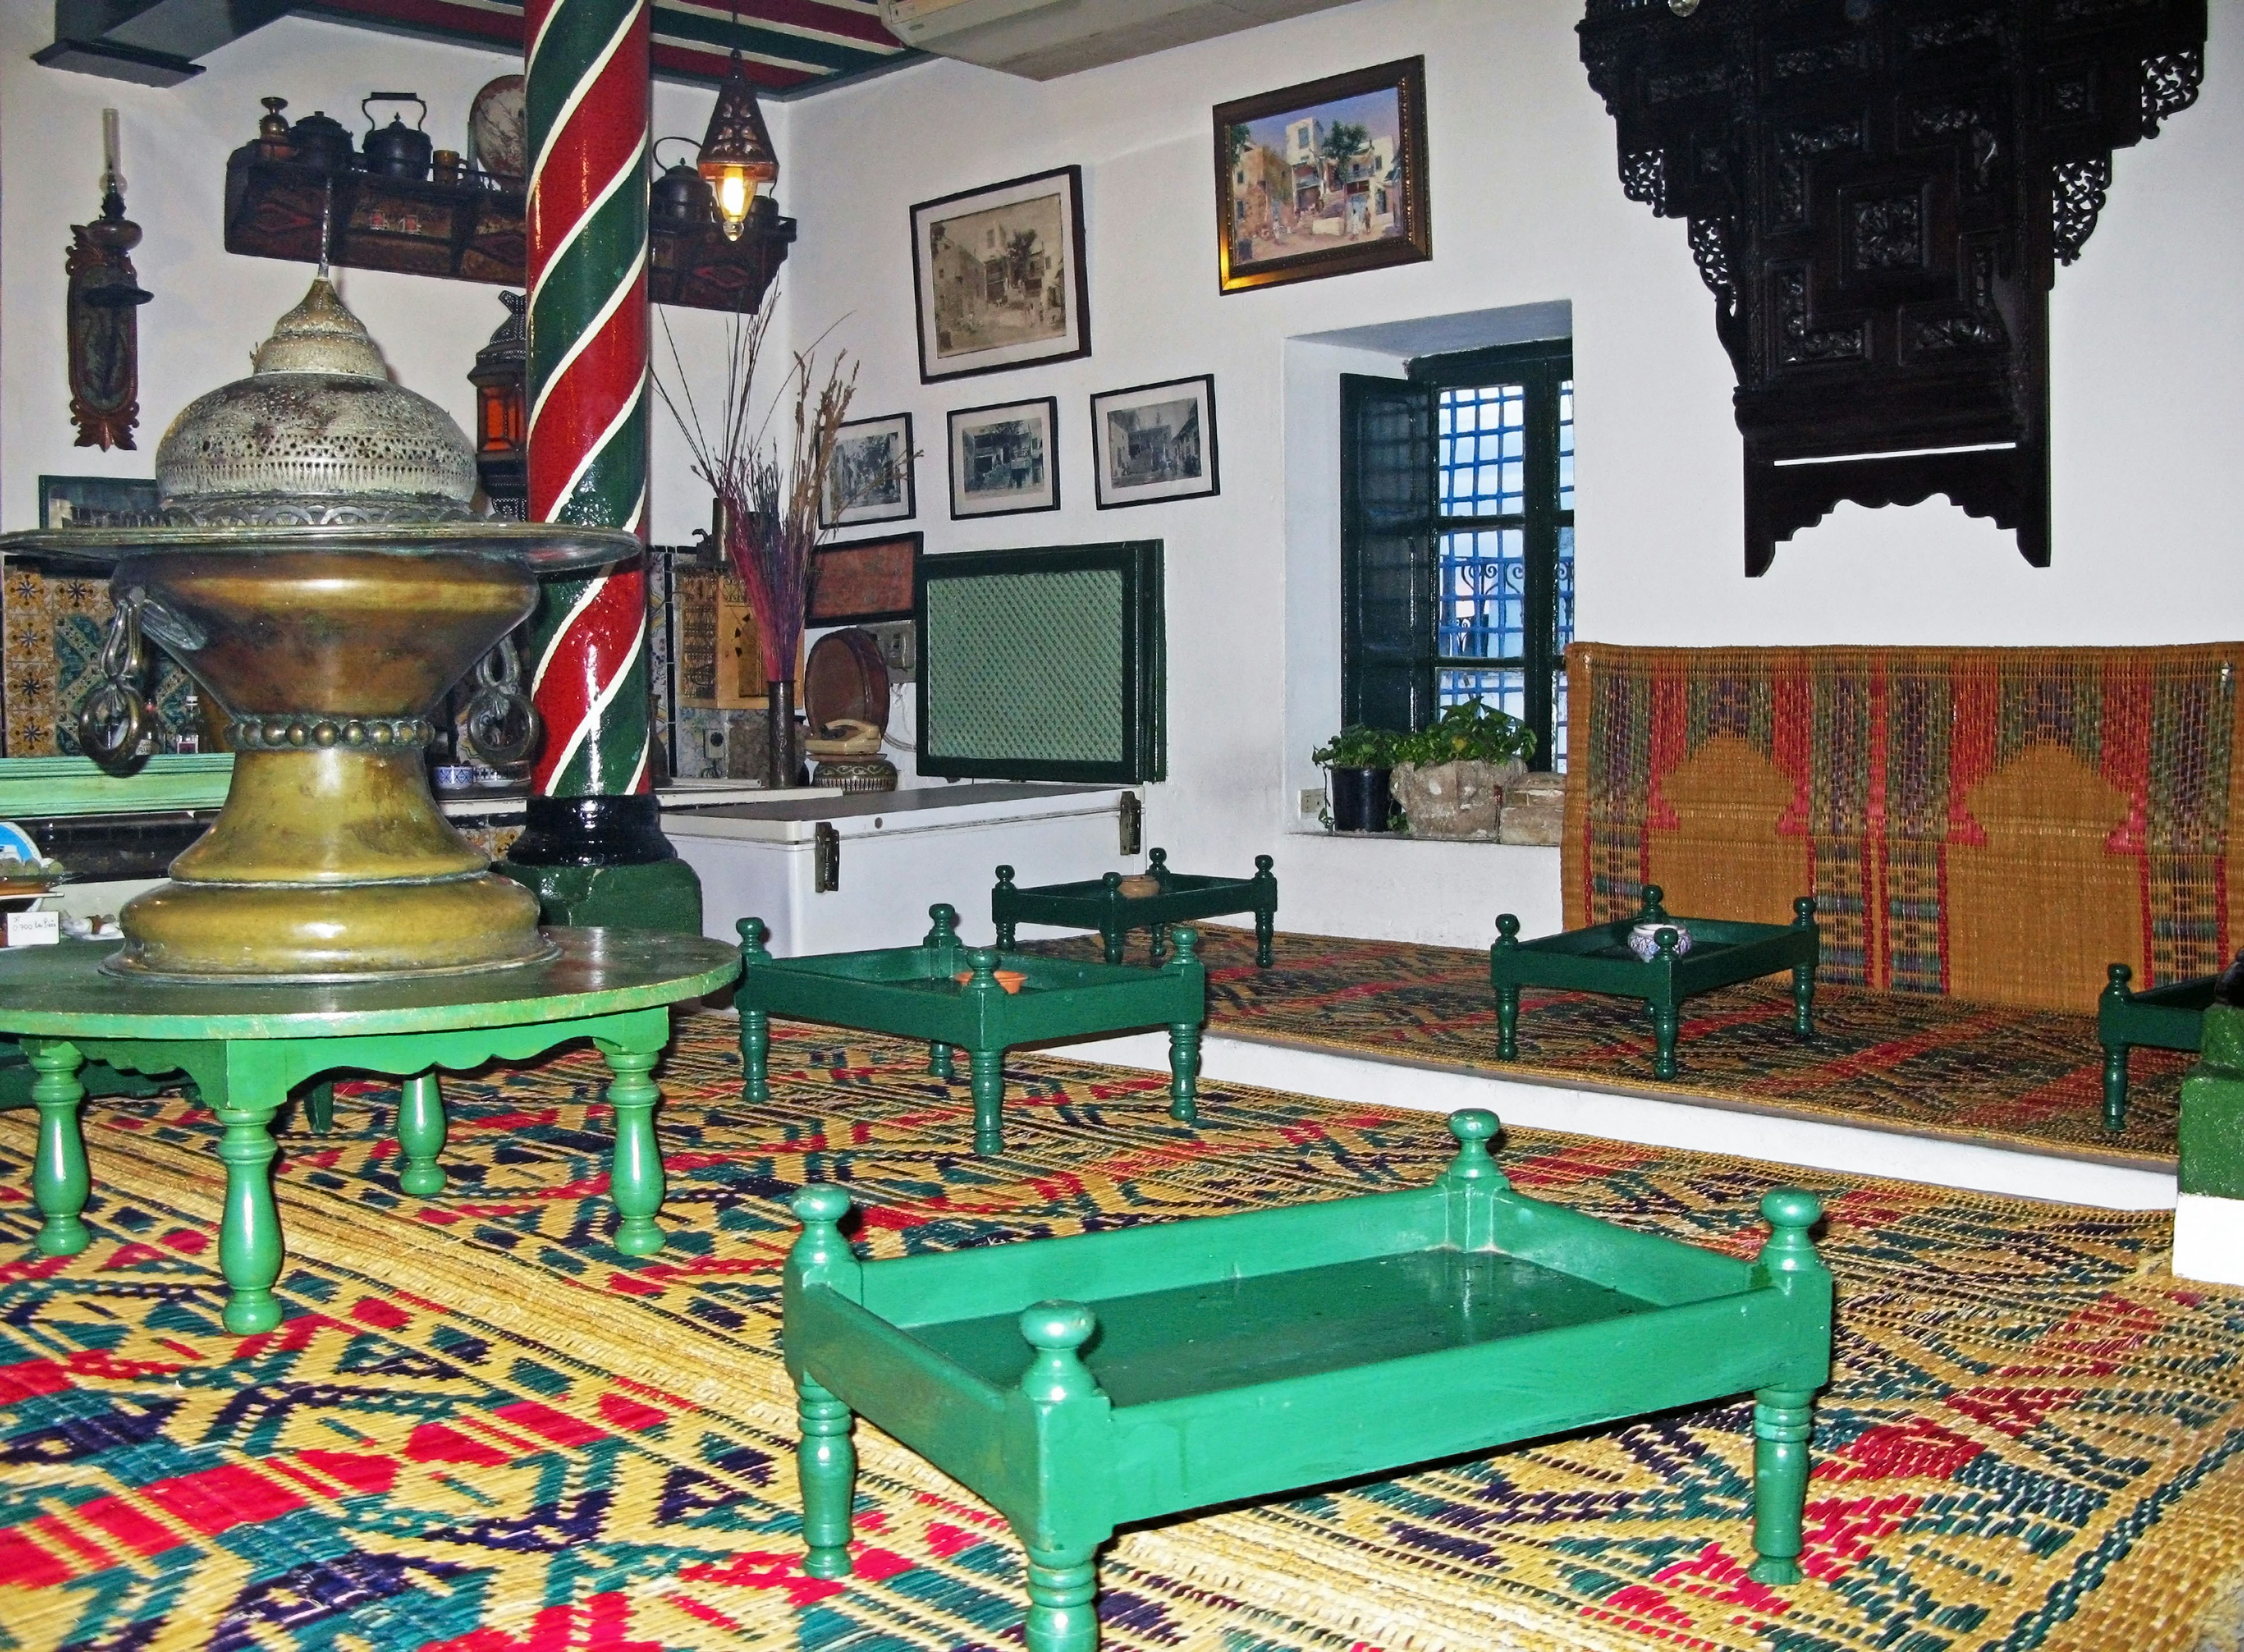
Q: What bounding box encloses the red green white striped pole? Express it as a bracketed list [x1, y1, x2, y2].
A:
[503, 0, 698, 929]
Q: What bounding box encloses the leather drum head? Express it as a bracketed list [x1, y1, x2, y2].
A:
[804, 627, 891, 737]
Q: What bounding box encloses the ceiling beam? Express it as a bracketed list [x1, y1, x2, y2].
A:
[33, 0, 297, 85]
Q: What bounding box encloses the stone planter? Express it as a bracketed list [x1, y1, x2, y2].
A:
[1395, 759, 1521, 841]
[1500, 770, 1566, 846]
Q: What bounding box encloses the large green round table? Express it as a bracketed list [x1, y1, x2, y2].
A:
[1, 929, 739, 1333]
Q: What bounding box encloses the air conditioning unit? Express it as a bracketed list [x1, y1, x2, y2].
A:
[879, 0, 1358, 81]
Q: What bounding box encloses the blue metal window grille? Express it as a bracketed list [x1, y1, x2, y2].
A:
[1426, 354, 1573, 769]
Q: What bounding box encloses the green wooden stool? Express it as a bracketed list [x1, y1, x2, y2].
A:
[1, 930, 739, 1334]
[736, 904, 1207, 1155]
[993, 848, 1279, 967]
[1491, 887, 1820, 1080]
[783, 1108, 1833, 1652]
[2097, 963, 2215, 1132]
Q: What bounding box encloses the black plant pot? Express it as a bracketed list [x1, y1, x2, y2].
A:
[1328, 765, 1393, 833]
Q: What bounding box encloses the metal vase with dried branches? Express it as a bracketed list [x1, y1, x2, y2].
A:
[657, 304, 856, 787]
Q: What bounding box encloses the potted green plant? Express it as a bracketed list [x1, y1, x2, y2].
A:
[1390, 702, 1536, 841]
[1312, 725, 1401, 833]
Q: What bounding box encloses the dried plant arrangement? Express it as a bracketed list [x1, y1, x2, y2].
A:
[657, 301, 857, 785]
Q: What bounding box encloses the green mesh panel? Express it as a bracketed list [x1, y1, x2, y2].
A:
[925, 568, 1127, 764]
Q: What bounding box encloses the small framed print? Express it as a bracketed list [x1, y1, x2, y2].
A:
[911, 165, 1091, 383]
[948, 396, 1060, 519]
[1091, 375, 1219, 509]
[37, 474, 157, 528]
[821, 413, 915, 529]
[1215, 56, 1431, 294]
[809, 531, 921, 626]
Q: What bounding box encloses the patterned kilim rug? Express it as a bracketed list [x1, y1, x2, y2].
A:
[4, 1013, 2241, 1652]
[1023, 927, 2188, 1166]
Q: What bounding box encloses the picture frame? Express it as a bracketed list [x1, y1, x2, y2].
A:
[1091, 375, 1220, 509]
[36, 474, 157, 529]
[1214, 56, 1431, 295]
[820, 413, 916, 528]
[809, 531, 922, 626]
[948, 396, 1061, 519]
[910, 165, 1091, 383]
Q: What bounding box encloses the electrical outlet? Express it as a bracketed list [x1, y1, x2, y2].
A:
[1299, 787, 1324, 816]
[865, 621, 916, 680]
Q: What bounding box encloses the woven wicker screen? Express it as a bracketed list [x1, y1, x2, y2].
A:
[915, 541, 1163, 783]
[1561, 641, 2244, 1014]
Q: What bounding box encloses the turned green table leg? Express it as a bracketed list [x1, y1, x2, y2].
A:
[1649, 1002, 1681, 1080]
[1496, 984, 1521, 1061]
[1254, 911, 1275, 968]
[1792, 962, 1817, 1039]
[211, 1061, 287, 1335]
[1023, 1544, 1101, 1652]
[1748, 1385, 1816, 1585]
[796, 1372, 856, 1579]
[740, 1007, 771, 1102]
[302, 1080, 335, 1135]
[1168, 1021, 1201, 1125]
[2101, 1041, 2130, 1133]
[1101, 923, 1124, 966]
[969, 1047, 1006, 1155]
[929, 1041, 957, 1081]
[27, 1041, 89, 1259]
[600, 1043, 666, 1256]
[395, 1071, 446, 1197]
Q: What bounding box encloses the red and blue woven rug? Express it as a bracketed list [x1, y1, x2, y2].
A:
[2, 1013, 2239, 1650]
[1023, 927, 2188, 1164]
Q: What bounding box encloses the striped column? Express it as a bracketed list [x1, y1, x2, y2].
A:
[522, 0, 652, 801]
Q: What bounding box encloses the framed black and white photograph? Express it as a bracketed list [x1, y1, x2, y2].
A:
[37, 474, 157, 528]
[821, 413, 915, 528]
[910, 166, 1090, 383]
[948, 397, 1060, 519]
[1091, 375, 1219, 509]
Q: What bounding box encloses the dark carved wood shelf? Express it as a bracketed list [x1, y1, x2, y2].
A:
[222, 147, 795, 314]
[1580, 0, 2205, 574]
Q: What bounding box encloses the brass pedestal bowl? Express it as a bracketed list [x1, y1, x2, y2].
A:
[6, 524, 632, 981]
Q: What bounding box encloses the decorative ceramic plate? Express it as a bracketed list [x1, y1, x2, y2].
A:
[467, 75, 526, 182]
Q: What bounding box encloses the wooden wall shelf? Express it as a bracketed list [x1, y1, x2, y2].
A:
[222, 147, 795, 314]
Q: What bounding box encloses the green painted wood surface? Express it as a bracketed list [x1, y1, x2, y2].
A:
[0, 754, 235, 818]
[1491, 886, 1819, 1079]
[782, 1111, 1833, 1649]
[2179, 1004, 2244, 1199]
[2, 929, 739, 1334]
[993, 849, 1279, 967]
[2097, 963, 2215, 1132]
[737, 905, 1206, 1154]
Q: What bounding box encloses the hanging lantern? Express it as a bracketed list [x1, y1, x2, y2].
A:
[468, 290, 527, 519]
[697, 18, 778, 241]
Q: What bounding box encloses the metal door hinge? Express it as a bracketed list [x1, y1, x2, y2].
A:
[814, 821, 840, 892]
[1118, 792, 1142, 856]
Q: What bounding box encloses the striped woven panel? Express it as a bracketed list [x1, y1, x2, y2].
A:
[1560, 642, 2244, 1014]
[1030, 927, 2187, 1163]
[2, 1014, 2240, 1651]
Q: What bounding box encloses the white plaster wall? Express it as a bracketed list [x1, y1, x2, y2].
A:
[0, 10, 747, 549]
[770, 0, 2244, 946]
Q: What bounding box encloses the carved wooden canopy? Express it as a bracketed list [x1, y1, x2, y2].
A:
[1580, 0, 2205, 573]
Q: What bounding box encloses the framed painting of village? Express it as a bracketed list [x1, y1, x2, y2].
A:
[1214, 57, 1430, 295]
[1092, 374, 1219, 508]
[821, 413, 915, 528]
[948, 397, 1060, 519]
[910, 165, 1091, 383]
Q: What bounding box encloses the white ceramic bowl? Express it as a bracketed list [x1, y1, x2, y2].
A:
[1627, 920, 1692, 961]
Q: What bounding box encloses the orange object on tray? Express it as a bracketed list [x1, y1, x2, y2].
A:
[955, 968, 1027, 994]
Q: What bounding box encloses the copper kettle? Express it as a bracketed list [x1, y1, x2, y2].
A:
[361, 93, 432, 181]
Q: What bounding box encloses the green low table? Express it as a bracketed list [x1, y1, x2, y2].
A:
[736, 905, 1206, 1155]
[1491, 887, 1820, 1080]
[993, 848, 1278, 967]
[782, 1109, 1833, 1652]
[2098, 963, 2215, 1132]
[1, 929, 739, 1334]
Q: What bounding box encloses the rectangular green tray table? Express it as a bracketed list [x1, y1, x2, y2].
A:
[736, 903, 1206, 1155]
[993, 847, 1278, 966]
[2097, 962, 2215, 1132]
[1492, 886, 1820, 1079]
[782, 1108, 1833, 1652]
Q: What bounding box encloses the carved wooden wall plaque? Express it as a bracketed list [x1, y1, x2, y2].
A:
[1580, 0, 2205, 573]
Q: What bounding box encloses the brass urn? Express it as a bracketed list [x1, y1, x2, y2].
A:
[4, 278, 636, 981]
